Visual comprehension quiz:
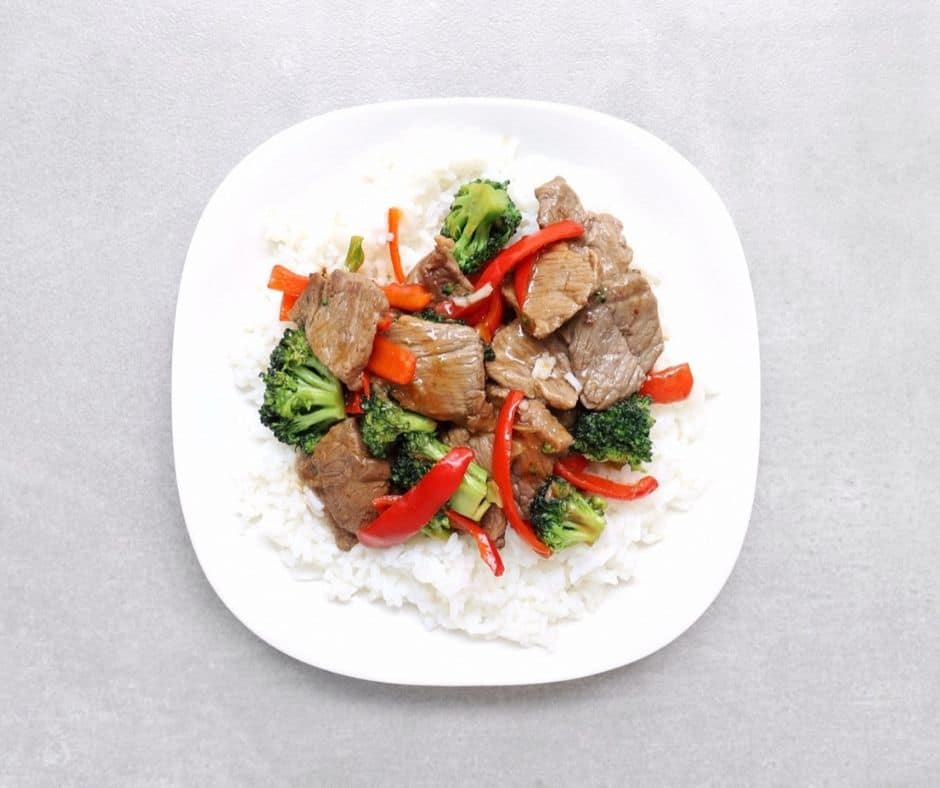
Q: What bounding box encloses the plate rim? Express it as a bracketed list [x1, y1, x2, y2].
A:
[172, 97, 760, 686]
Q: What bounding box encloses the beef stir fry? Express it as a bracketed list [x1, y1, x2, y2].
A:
[261, 177, 695, 576]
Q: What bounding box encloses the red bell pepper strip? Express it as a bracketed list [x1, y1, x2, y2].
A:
[346, 391, 364, 415]
[345, 371, 372, 414]
[474, 290, 504, 343]
[278, 291, 299, 321]
[475, 220, 583, 295]
[639, 363, 694, 403]
[493, 390, 552, 557]
[382, 283, 433, 311]
[445, 509, 505, 577]
[366, 335, 417, 385]
[513, 254, 536, 310]
[358, 447, 474, 548]
[433, 296, 489, 323]
[554, 454, 658, 501]
[371, 494, 401, 512]
[388, 207, 405, 283]
[267, 264, 309, 297]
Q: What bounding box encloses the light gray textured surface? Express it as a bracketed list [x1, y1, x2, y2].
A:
[2, 1, 938, 785]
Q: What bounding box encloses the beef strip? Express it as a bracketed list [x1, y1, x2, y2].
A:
[480, 506, 507, 548]
[289, 269, 389, 390]
[535, 176, 588, 226]
[296, 419, 390, 550]
[511, 435, 555, 514]
[486, 321, 580, 410]
[535, 176, 634, 287]
[584, 213, 634, 285]
[384, 316, 486, 425]
[487, 386, 573, 454]
[560, 271, 663, 409]
[442, 427, 495, 474]
[518, 242, 598, 339]
[406, 236, 473, 300]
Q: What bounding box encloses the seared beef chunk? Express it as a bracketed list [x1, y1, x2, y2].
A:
[535, 176, 634, 287]
[296, 419, 390, 550]
[481, 505, 507, 548]
[443, 428, 495, 474]
[535, 176, 588, 226]
[486, 321, 580, 410]
[560, 271, 663, 409]
[606, 270, 664, 374]
[487, 387, 573, 454]
[512, 435, 555, 514]
[584, 213, 633, 285]
[289, 270, 389, 390]
[407, 236, 473, 301]
[384, 316, 486, 425]
[518, 242, 598, 338]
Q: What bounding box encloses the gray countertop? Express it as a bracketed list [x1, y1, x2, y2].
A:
[2, 1, 938, 785]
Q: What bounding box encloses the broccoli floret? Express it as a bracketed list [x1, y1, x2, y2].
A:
[422, 511, 452, 540]
[360, 395, 437, 458]
[440, 179, 522, 274]
[571, 395, 655, 469]
[259, 328, 346, 453]
[390, 432, 498, 521]
[414, 308, 466, 325]
[530, 477, 607, 551]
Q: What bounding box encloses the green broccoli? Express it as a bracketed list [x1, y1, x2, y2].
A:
[414, 308, 466, 325]
[440, 179, 522, 274]
[571, 395, 655, 470]
[391, 432, 498, 521]
[530, 477, 608, 551]
[360, 395, 437, 458]
[422, 511, 452, 540]
[259, 328, 346, 453]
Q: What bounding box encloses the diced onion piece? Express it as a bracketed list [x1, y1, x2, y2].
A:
[531, 354, 557, 380]
[451, 282, 493, 308]
[564, 371, 583, 393]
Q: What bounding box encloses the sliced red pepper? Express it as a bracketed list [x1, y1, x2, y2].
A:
[366, 335, 417, 385]
[493, 390, 552, 557]
[554, 455, 658, 501]
[445, 509, 505, 577]
[387, 207, 405, 283]
[376, 312, 394, 332]
[346, 391, 364, 415]
[513, 254, 536, 311]
[345, 371, 372, 413]
[358, 447, 474, 548]
[278, 291, 299, 321]
[639, 363, 694, 403]
[382, 283, 433, 311]
[434, 296, 489, 323]
[371, 494, 401, 512]
[475, 220, 583, 295]
[474, 290, 504, 343]
[267, 264, 309, 297]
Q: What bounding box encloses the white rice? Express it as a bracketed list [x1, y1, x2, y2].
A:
[231, 128, 709, 647]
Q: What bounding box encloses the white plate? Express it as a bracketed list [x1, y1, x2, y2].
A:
[172, 99, 759, 686]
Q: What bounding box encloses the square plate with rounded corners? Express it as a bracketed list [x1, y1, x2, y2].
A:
[172, 98, 759, 686]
